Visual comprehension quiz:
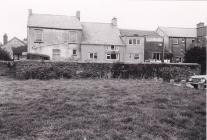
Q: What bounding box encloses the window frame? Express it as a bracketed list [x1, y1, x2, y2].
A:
[172, 38, 179, 45]
[73, 50, 77, 56]
[34, 29, 43, 43]
[89, 52, 98, 59]
[69, 31, 77, 43]
[152, 52, 161, 60]
[52, 49, 61, 60]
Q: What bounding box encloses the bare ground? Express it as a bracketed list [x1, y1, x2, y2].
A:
[0, 76, 206, 140]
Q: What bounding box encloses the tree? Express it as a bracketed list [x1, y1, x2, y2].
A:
[184, 47, 206, 74]
[0, 48, 11, 61]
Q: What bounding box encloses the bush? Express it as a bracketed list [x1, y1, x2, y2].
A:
[184, 47, 206, 74]
[0, 48, 11, 61]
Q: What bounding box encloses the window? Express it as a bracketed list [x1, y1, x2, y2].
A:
[35, 29, 43, 42]
[111, 45, 115, 50]
[137, 39, 140, 44]
[106, 53, 118, 60]
[172, 38, 179, 45]
[181, 38, 185, 43]
[69, 31, 77, 42]
[73, 50, 77, 55]
[52, 49, 61, 60]
[133, 39, 137, 45]
[129, 39, 132, 45]
[152, 53, 161, 60]
[89, 52, 97, 59]
[134, 53, 139, 59]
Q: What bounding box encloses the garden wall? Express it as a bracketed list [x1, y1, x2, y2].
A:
[13, 60, 201, 82]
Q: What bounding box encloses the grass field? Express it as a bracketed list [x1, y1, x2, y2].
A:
[0, 76, 206, 140]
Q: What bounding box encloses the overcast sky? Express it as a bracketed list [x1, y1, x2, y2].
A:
[0, 0, 206, 43]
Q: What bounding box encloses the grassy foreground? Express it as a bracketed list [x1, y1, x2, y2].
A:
[0, 77, 206, 140]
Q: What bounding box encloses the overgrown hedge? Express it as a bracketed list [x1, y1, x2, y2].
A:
[13, 61, 200, 81]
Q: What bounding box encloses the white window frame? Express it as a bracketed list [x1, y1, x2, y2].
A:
[152, 52, 161, 60]
[128, 39, 132, 45]
[106, 53, 119, 60]
[133, 39, 137, 45]
[134, 53, 139, 59]
[137, 39, 140, 45]
[89, 52, 98, 59]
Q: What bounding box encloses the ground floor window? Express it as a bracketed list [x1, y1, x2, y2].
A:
[73, 50, 77, 56]
[52, 49, 61, 60]
[106, 53, 119, 60]
[89, 52, 98, 59]
[152, 52, 161, 60]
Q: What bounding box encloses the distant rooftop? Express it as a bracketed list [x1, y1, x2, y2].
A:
[157, 26, 196, 38]
[119, 29, 161, 37]
[28, 13, 82, 30]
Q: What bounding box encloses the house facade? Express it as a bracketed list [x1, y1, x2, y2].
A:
[27, 10, 125, 63]
[1, 34, 27, 60]
[27, 10, 82, 61]
[156, 27, 196, 63]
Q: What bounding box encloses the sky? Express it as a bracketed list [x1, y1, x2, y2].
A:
[0, 0, 206, 43]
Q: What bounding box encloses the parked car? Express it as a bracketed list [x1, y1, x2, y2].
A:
[187, 75, 207, 89]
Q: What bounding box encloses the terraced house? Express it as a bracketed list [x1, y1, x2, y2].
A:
[27, 10, 125, 63]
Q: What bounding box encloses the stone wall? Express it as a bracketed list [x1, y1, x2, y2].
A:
[13, 60, 200, 82]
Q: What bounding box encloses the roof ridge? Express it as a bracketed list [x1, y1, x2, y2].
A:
[120, 28, 155, 32]
[31, 13, 76, 18]
[81, 21, 111, 24]
[159, 26, 196, 29]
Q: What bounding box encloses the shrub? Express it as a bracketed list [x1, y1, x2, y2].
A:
[0, 48, 11, 61]
[184, 47, 206, 74]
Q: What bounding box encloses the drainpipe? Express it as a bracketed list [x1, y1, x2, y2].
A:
[162, 37, 164, 63]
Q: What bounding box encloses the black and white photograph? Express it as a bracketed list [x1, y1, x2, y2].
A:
[0, 0, 206, 139]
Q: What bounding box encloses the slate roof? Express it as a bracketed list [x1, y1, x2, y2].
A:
[28, 14, 82, 30]
[157, 26, 196, 38]
[81, 22, 124, 46]
[120, 29, 161, 37]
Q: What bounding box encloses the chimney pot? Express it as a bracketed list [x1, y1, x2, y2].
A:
[197, 22, 204, 28]
[76, 11, 80, 21]
[3, 33, 8, 45]
[112, 17, 117, 26]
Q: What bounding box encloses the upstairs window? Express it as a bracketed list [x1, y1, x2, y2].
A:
[111, 45, 115, 50]
[34, 29, 43, 43]
[129, 39, 132, 45]
[137, 39, 140, 44]
[133, 39, 137, 45]
[172, 38, 179, 45]
[69, 31, 77, 43]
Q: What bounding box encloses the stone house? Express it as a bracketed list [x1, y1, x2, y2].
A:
[1, 34, 27, 60]
[27, 10, 125, 62]
[156, 26, 196, 63]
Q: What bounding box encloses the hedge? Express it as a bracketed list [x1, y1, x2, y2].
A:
[12, 61, 200, 82]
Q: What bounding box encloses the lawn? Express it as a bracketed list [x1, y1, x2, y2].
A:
[0, 76, 206, 140]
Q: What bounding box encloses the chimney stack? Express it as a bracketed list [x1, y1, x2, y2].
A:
[76, 11, 80, 21]
[112, 17, 117, 26]
[3, 33, 8, 45]
[28, 9, 32, 16]
[197, 22, 204, 28]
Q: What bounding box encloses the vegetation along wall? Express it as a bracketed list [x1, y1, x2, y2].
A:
[12, 61, 201, 82]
